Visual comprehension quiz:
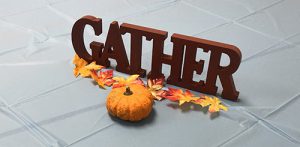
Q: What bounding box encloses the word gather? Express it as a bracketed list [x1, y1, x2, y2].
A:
[71, 15, 242, 101]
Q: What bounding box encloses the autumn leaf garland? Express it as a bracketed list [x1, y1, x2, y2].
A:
[164, 88, 228, 113]
[73, 54, 228, 113]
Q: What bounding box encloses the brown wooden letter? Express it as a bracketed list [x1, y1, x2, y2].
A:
[120, 23, 168, 77]
[99, 21, 131, 73]
[205, 40, 242, 101]
[168, 34, 206, 91]
[147, 33, 185, 84]
[170, 33, 242, 101]
[71, 15, 102, 63]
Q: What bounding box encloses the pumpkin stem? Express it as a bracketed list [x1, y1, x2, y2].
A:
[124, 86, 133, 96]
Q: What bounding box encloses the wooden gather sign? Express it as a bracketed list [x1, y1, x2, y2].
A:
[71, 15, 242, 101]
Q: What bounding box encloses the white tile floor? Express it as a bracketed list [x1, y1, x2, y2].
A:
[0, 0, 299, 146]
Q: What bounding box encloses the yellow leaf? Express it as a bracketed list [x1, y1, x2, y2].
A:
[112, 75, 141, 88]
[149, 85, 163, 91]
[199, 96, 212, 107]
[219, 105, 228, 111]
[112, 77, 126, 84]
[178, 92, 198, 106]
[126, 74, 139, 83]
[73, 68, 80, 77]
[192, 98, 208, 107]
[78, 68, 92, 77]
[152, 90, 167, 101]
[73, 54, 88, 77]
[73, 54, 87, 67]
[73, 54, 104, 78]
[84, 62, 103, 70]
[203, 96, 228, 113]
[72, 54, 80, 64]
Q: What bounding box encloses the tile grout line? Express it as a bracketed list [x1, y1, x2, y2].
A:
[1, 107, 57, 147]
[182, 0, 285, 42]
[264, 92, 300, 118]
[181, 0, 300, 66]
[107, 0, 180, 23]
[216, 121, 258, 147]
[217, 105, 300, 147]
[215, 106, 263, 146]
[245, 110, 300, 144]
[9, 78, 83, 107]
[0, 103, 105, 139]
[0, 78, 84, 146]
[64, 122, 115, 147]
[0, 0, 179, 57]
[0, 6, 46, 19]
[190, 33, 297, 82]
[0, 76, 101, 146]
[0, 59, 70, 66]
[8, 69, 139, 108]
[234, 0, 285, 21]
[260, 120, 300, 144]
[5, 0, 288, 62]
[183, 0, 300, 75]
[241, 31, 300, 62]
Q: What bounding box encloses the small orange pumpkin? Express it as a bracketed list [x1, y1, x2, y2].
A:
[106, 84, 154, 121]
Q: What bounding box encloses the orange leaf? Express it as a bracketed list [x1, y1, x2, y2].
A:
[147, 77, 166, 100]
[192, 95, 228, 113]
[164, 88, 199, 105]
[151, 90, 167, 101]
[164, 87, 184, 101]
[189, 94, 208, 107]
[112, 74, 144, 88]
[147, 77, 164, 88]
[91, 70, 114, 88]
[132, 77, 145, 87]
[192, 98, 208, 107]
[178, 90, 199, 105]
